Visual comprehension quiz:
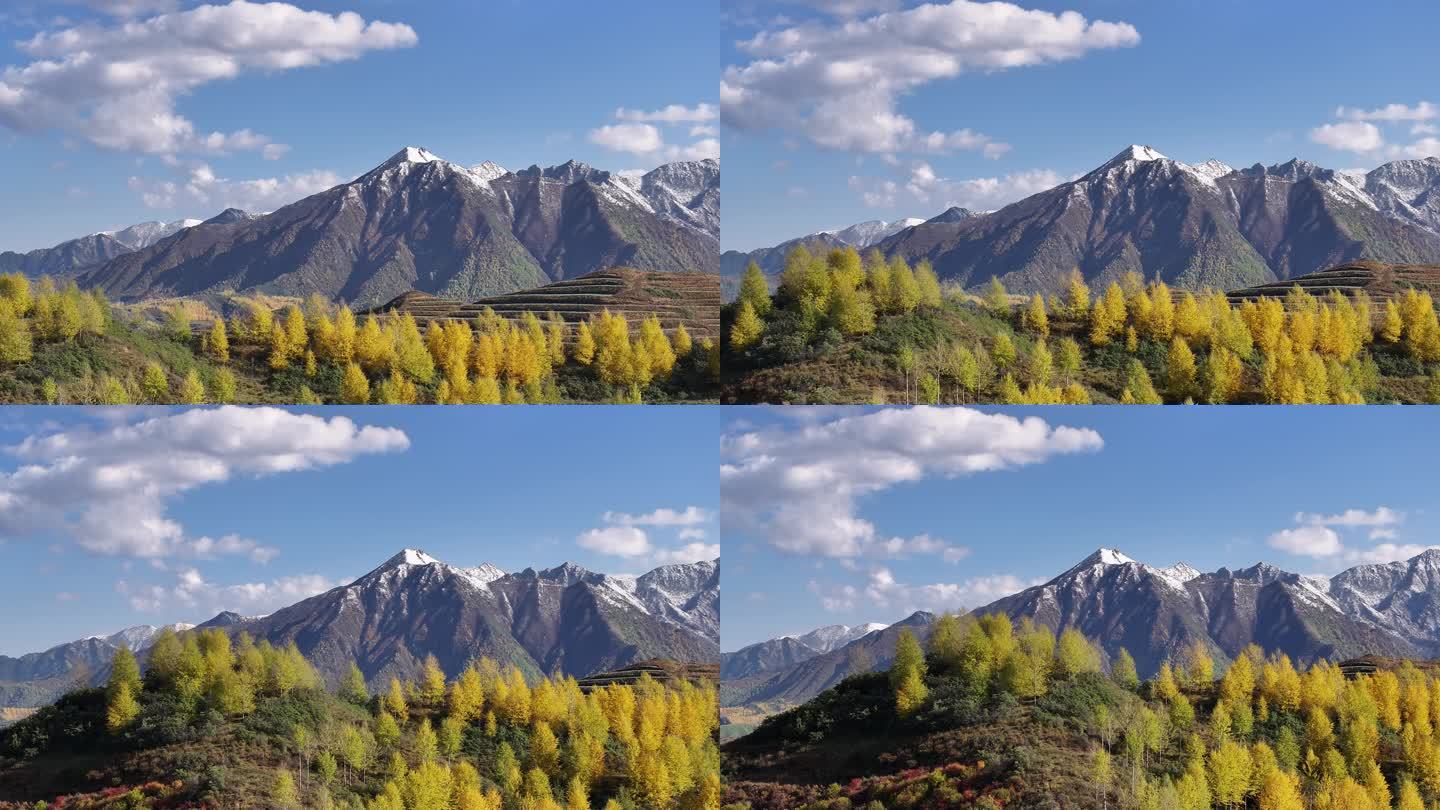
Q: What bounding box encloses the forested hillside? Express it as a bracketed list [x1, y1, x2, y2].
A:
[0, 627, 720, 809]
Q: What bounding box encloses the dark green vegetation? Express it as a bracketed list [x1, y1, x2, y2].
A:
[722, 249, 1440, 405]
[0, 627, 720, 810]
[723, 613, 1439, 810]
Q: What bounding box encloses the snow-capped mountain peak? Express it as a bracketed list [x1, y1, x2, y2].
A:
[469, 160, 507, 183]
[1158, 562, 1203, 582]
[394, 146, 443, 165]
[1104, 144, 1168, 168]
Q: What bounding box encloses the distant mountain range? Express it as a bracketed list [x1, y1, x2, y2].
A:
[4, 148, 719, 309]
[728, 147, 1440, 297]
[1, 550, 719, 709]
[721, 623, 887, 680]
[722, 546, 1440, 716]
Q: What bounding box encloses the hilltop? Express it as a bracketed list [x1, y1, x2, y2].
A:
[724, 615, 1440, 810]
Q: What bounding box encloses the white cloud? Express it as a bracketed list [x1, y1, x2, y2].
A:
[1270, 506, 1415, 563]
[1295, 506, 1403, 529]
[1268, 525, 1342, 557]
[120, 567, 337, 614]
[588, 102, 720, 166]
[577, 526, 651, 558]
[1310, 104, 1440, 159]
[653, 542, 721, 564]
[722, 406, 1102, 559]
[854, 163, 1066, 210]
[603, 506, 710, 527]
[128, 162, 344, 211]
[1310, 121, 1385, 153]
[811, 566, 1034, 613]
[722, 0, 1139, 155]
[579, 506, 716, 563]
[0, 1, 417, 157]
[1336, 102, 1438, 122]
[0, 407, 408, 560]
[1342, 543, 1440, 565]
[588, 123, 666, 155]
[615, 103, 717, 124]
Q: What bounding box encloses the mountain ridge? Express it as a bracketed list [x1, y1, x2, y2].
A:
[2, 550, 719, 709]
[71, 148, 718, 308]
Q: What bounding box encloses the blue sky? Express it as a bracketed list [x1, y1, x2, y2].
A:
[0, 0, 717, 252]
[722, 406, 1440, 651]
[0, 406, 718, 656]
[721, 0, 1440, 251]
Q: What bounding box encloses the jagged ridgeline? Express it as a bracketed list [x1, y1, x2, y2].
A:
[0, 267, 720, 404]
[0, 627, 720, 809]
[723, 615, 1438, 810]
[4, 148, 719, 309]
[0, 551, 719, 712]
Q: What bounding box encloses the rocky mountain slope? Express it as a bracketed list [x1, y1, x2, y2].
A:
[4, 550, 719, 707]
[721, 622, 888, 680]
[77, 149, 719, 308]
[721, 612, 934, 712]
[0, 218, 204, 280]
[874, 146, 1440, 294]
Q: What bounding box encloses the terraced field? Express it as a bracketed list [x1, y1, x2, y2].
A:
[1228, 260, 1440, 306]
[367, 267, 721, 341]
[576, 658, 720, 692]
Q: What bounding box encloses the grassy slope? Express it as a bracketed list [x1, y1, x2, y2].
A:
[722, 671, 1116, 810]
[721, 299, 1439, 405]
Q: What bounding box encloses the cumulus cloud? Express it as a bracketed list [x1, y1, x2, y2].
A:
[587, 102, 719, 165]
[1337, 102, 1439, 122]
[0, 1, 417, 157]
[128, 162, 344, 212]
[1311, 102, 1440, 159]
[722, 406, 1102, 559]
[851, 163, 1064, 210]
[578, 506, 717, 564]
[1294, 506, 1403, 529]
[810, 566, 1036, 613]
[120, 567, 338, 614]
[1269, 506, 1421, 564]
[615, 103, 717, 124]
[653, 542, 721, 564]
[0, 407, 409, 560]
[1268, 525, 1343, 557]
[1310, 121, 1385, 153]
[603, 506, 710, 527]
[577, 526, 652, 558]
[722, 0, 1139, 155]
